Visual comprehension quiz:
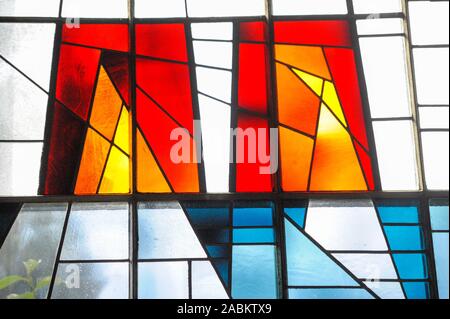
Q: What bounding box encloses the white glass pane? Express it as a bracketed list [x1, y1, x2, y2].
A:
[139, 262, 189, 299]
[0, 23, 56, 90]
[272, 0, 347, 15]
[199, 94, 231, 193]
[196, 67, 232, 103]
[0, 59, 48, 140]
[333, 254, 398, 279]
[373, 120, 419, 191]
[364, 282, 405, 299]
[422, 132, 449, 191]
[409, 1, 449, 45]
[357, 18, 404, 35]
[0, 0, 60, 17]
[305, 200, 388, 251]
[192, 261, 229, 299]
[359, 37, 412, 118]
[60, 203, 129, 261]
[52, 263, 129, 299]
[138, 202, 207, 259]
[61, 0, 128, 18]
[135, 0, 186, 18]
[413, 48, 449, 105]
[353, 0, 402, 14]
[0, 203, 68, 299]
[193, 41, 233, 69]
[0, 142, 43, 196]
[187, 0, 265, 17]
[191, 22, 233, 41]
[419, 107, 450, 129]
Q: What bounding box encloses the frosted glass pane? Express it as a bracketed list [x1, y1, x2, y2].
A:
[333, 254, 398, 279]
[413, 48, 449, 105]
[364, 282, 405, 299]
[196, 67, 232, 103]
[419, 107, 449, 129]
[0, 0, 60, 17]
[359, 37, 411, 118]
[0, 203, 68, 299]
[409, 1, 449, 45]
[0, 23, 55, 90]
[193, 41, 233, 69]
[138, 202, 207, 259]
[272, 0, 347, 15]
[135, 0, 186, 18]
[357, 18, 404, 35]
[60, 203, 129, 261]
[139, 262, 188, 299]
[187, 0, 265, 17]
[0, 142, 43, 196]
[373, 121, 419, 191]
[61, 0, 128, 18]
[191, 22, 233, 41]
[433, 233, 449, 299]
[0, 59, 48, 140]
[353, 0, 402, 14]
[192, 261, 229, 299]
[421, 132, 449, 191]
[51, 263, 129, 299]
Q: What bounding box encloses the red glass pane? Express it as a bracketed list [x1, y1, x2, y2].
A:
[136, 24, 188, 62]
[102, 52, 130, 107]
[240, 21, 266, 42]
[56, 44, 101, 120]
[274, 20, 352, 47]
[325, 47, 369, 149]
[136, 57, 194, 135]
[62, 24, 129, 52]
[236, 114, 273, 193]
[238, 43, 269, 114]
[354, 142, 375, 190]
[43, 102, 85, 195]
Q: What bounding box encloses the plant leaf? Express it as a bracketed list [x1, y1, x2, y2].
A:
[7, 291, 35, 299]
[35, 276, 52, 290]
[23, 259, 41, 276]
[0, 275, 27, 290]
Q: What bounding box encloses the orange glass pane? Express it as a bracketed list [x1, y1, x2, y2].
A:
[293, 68, 324, 96]
[74, 129, 110, 195]
[99, 146, 130, 194]
[114, 106, 130, 155]
[90, 66, 123, 141]
[310, 105, 368, 191]
[280, 126, 314, 192]
[137, 130, 172, 193]
[275, 45, 331, 80]
[276, 63, 321, 136]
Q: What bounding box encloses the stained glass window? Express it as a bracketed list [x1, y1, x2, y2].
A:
[0, 0, 448, 301]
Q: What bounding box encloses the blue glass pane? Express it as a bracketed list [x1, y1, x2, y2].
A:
[433, 233, 449, 299]
[214, 259, 229, 288]
[232, 245, 277, 299]
[206, 245, 229, 258]
[429, 203, 449, 231]
[233, 207, 273, 227]
[185, 207, 229, 228]
[384, 226, 424, 250]
[197, 229, 230, 244]
[284, 207, 306, 229]
[402, 282, 430, 300]
[377, 205, 419, 224]
[284, 219, 358, 287]
[233, 228, 275, 244]
[393, 254, 428, 280]
[289, 288, 374, 299]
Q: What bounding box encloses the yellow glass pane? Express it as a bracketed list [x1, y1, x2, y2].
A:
[99, 146, 130, 194]
[90, 66, 123, 141]
[75, 128, 110, 195]
[275, 44, 332, 80]
[293, 68, 324, 96]
[114, 106, 130, 155]
[137, 130, 171, 193]
[310, 105, 367, 191]
[322, 81, 347, 127]
[280, 126, 314, 191]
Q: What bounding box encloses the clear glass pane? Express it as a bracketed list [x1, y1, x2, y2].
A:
[352, 0, 402, 14]
[61, 0, 128, 18]
[186, 0, 265, 17]
[272, 0, 347, 16]
[421, 132, 449, 191]
[135, 0, 186, 18]
[0, 0, 60, 17]
[419, 107, 449, 129]
[409, 1, 449, 45]
[191, 22, 233, 41]
[356, 18, 404, 35]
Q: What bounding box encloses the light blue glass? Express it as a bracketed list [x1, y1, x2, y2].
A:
[393, 254, 428, 280]
[231, 245, 277, 299]
[433, 233, 449, 299]
[384, 226, 424, 250]
[377, 205, 419, 224]
[233, 206, 273, 227]
[429, 203, 449, 231]
[233, 228, 275, 244]
[284, 219, 359, 287]
[289, 288, 374, 299]
[402, 282, 430, 300]
[284, 207, 306, 228]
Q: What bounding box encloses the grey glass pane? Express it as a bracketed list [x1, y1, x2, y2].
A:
[51, 263, 129, 299]
[0, 0, 60, 17]
[0, 203, 68, 299]
[138, 262, 188, 299]
[60, 203, 129, 261]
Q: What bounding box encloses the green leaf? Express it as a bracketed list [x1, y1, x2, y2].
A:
[35, 276, 52, 290]
[23, 259, 41, 276]
[0, 275, 27, 290]
[7, 292, 35, 299]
